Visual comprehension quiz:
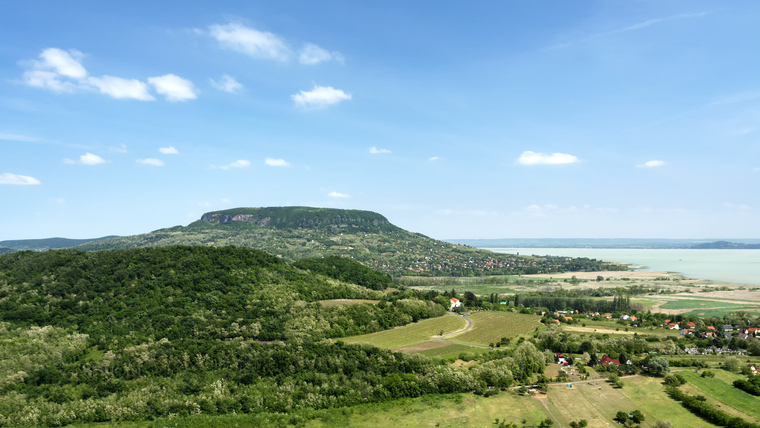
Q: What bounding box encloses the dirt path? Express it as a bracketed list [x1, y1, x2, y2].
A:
[440, 313, 473, 339]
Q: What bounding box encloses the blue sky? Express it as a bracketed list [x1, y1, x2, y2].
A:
[1, 1, 759, 240]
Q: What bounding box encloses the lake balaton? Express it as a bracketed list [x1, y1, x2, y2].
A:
[486, 248, 760, 286]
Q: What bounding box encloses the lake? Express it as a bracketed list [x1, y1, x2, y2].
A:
[486, 248, 760, 286]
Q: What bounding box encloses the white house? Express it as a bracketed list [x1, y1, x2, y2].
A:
[450, 297, 461, 310]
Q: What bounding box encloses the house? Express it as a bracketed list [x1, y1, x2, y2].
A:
[686, 322, 697, 328]
[601, 314, 612, 319]
[600, 355, 620, 366]
[707, 326, 716, 331]
[556, 353, 567, 365]
[748, 365, 758, 376]
[669, 323, 680, 330]
[681, 328, 694, 336]
[620, 315, 631, 321]
[629, 316, 637, 322]
[449, 298, 461, 310]
[723, 325, 734, 331]
[702, 332, 716, 339]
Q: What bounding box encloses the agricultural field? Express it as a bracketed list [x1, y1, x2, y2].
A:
[562, 319, 681, 338]
[341, 313, 467, 349]
[449, 311, 542, 346]
[303, 393, 550, 428]
[318, 299, 380, 306]
[676, 370, 760, 421]
[547, 376, 723, 428]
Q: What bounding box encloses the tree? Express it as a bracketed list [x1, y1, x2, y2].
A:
[653, 421, 673, 428]
[630, 410, 645, 423]
[648, 356, 670, 377]
[723, 356, 741, 372]
[596, 275, 604, 282]
[614, 411, 628, 423]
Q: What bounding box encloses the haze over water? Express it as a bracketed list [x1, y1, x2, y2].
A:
[488, 248, 760, 286]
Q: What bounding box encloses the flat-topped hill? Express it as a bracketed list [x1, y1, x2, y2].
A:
[77, 206, 624, 277]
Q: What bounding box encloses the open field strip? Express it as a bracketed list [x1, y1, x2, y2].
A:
[659, 299, 759, 310]
[563, 319, 681, 337]
[545, 381, 632, 428]
[303, 393, 550, 428]
[341, 314, 467, 349]
[677, 370, 760, 421]
[547, 375, 725, 427]
[318, 299, 380, 306]
[448, 311, 542, 346]
[618, 375, 723, 427]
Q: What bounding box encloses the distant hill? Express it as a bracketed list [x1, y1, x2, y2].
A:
[690, 240, 760, 249]
[0, 236, 118, 251]
[78, 206, 624, 276]
[453, 238, 760, 249]
[0, 247, 13, 255]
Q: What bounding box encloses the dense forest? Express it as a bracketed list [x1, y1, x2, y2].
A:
[0, 246, 550, 426]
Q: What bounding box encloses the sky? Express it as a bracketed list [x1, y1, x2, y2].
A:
[1, 1, 759, 241]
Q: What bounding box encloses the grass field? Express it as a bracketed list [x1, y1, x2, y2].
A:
[677, 370, 760, 421]
[619, 375, 723, 427]
[660, 299, 756, 310]
[318, 299, 380, 306]
[304, 393, 549, 428]
[342, 314, 467, 349]
[450, 311, 542, 346]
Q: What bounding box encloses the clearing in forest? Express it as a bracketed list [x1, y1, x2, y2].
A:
[341, 314, 467, 350]
[449, 311, 541, 346]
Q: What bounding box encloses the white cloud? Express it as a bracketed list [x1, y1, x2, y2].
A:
[299, 43, 344, 65]
[159, 146, 179, 154]
[369, 146, 391, 154]
[20, 48, 195, 102]
[23, 69, 78, 93]
[292, 85, 351, 108]
[328, 191, 350, 198]
[213, 159, 251, 170]
[88, 75, 154, 100]
[0, 133, 41, 143]
[210, 74, 243, 94]
[54, 198, 66, 204]
[65, 153, 107, 165]
[517, 151, 580, 165]
[38, 48, 87, 78]
[148, 74, 198, 102]
[429, 156, 440, 162]
[80, 153, 107, 165]
[0, 172, 41, 185]
[265, 157, 291, 167]
[136, 158, 165, 166]
[209, 23, 291, 61]
[637, 160, 666, 168]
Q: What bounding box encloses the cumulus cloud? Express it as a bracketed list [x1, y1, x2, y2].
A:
[265, 157, 291, 167]
[88, 75, 154, 100]
[159, 146, 179, 154]
[299, 43, 344, 65]
[369, 146, 391, 154]
[148, 74, 198, 102]
[292, 85, 351, 108]
[64, 153, 107, 165]
[210, 74, 243, 94]
[20, 48, 196, 102]
[212, 159, 251, 170]
[637, 160, 666, 168]
[328, 191, 350, 198]
[209, 23, 290, 61]
[136, 158, 165, 166]
[0, 172, 41, 185]
[517, 151, 580, 165]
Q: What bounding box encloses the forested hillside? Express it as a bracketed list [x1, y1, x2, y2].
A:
[0, 246, 549, 426]
[76, 207, 625, 277]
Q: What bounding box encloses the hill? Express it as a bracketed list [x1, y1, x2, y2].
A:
[77, 206, 624, 276]
[0, 236, 118, 251]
